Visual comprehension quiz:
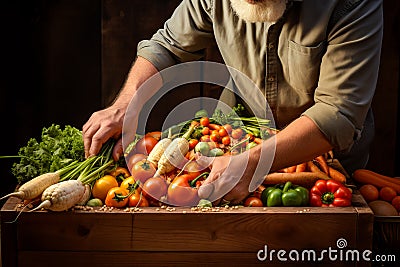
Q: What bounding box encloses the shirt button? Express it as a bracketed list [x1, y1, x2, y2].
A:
[267, 76, 275, 82]
[268, 43, 274, 50]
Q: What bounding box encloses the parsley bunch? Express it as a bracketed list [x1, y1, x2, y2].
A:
[10, 124, 85, 184]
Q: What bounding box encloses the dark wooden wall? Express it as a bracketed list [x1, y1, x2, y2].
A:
[367, 0, 400, 176]
[0, 0, 102, 202]
[0, 0, 399, 203]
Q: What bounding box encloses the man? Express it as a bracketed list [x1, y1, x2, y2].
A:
[83, 0, 383, 204]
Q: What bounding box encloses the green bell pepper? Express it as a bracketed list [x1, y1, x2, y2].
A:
[281, 182, 303, 206]
[262, 181, 309, 207]
[267, 188, 283, 207]
[294, 185, 310, 206]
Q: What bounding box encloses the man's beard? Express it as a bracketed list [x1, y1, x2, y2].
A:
[230, 0, 287, 23]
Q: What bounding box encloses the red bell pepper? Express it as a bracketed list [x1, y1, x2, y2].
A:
[167, 172, 208, 207]
[310, 179, 352, 207]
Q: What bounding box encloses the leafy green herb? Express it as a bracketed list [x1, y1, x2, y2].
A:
[10, 124, 85, 184]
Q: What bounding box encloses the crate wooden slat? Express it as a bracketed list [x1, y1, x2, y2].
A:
[17, 251, 359, 267]
[2, 192, 373, 267]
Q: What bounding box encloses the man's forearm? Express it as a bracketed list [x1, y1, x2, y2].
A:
[112, 56, 161, 108]
[256, 115, 333, 173]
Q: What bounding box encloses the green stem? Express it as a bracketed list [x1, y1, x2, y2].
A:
[182, 125, 196, 140]
[77, 156, 102, 180]
[0, 155, 26, 159]
[321, 192, 335, 205]
[61, 157, 96, 181]
[78, 159, 114, 184]
[282, 181, 292, 193]
[189, 172, 209, 187]
[57, 160, 80, 177]
[228, 137, 250, 152]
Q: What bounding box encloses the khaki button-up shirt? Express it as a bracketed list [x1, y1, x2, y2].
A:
[137, 0, 383, 151]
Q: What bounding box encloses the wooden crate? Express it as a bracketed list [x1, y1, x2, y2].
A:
[1, 192, 373, 267]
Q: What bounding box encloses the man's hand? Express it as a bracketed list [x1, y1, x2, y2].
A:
[82, 56, 160, 161]
[197, 148, 264, 205]
[82, 105, 126, 160]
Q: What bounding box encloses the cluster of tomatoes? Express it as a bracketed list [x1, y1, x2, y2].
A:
[90, 166, 150, 208]
[89, 157, 211, 208]
[186, 117, 264, 157]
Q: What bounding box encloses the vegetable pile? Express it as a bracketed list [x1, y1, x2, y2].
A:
[1, 106, 355, 213]
[92, 106, 352, 209]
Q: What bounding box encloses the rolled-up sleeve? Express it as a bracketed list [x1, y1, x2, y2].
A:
[137, 0, 215, 71]
[303, 0, 383, 151]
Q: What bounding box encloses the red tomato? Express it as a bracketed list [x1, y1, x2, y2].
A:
[200, 135, 211, 142]
[145, 131, 162, 141]
[210, 131, 220, 142]
[200, 117, 210, 126]
[127, 153, 147, 170]
[183, 161, 208, 177]
[167, 174, 206, 206]
[128, 190, 149, 207]
[243, 196, 264, 207]
[391, 196, 400, 212]
[142, 177, 168, 201]
[201, 127, 210, 136]
[105, 187, 129, 208]
[359, 184, 379, 203]
[218, 127, 228, 137]
[130, 159, 156, 184]
[245, 133, 255, 142]
[223, 124, 233, 134]
[221, 136, 231, 146]
[134, 136, 158, 155]
[379, 187, 397, 202]
[92, 175, 119, 202]
[231, 128, 244, 139]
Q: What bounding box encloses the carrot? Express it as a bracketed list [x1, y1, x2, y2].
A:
[353, 169, 400, 194]
[264, 171, 330, 188]
[208, 123, 222, 130]
[295, 163, 307, 173]
[328, 166, 346, 184]
[354, 169, 400, 186]
[254, 137, 263, 144]
[283, 166, 297, 173]
[307, 161, 330, 180]
[314, 155, 329, 174]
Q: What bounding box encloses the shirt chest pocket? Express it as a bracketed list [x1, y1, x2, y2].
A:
[286, 40, 325, 94]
